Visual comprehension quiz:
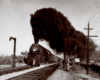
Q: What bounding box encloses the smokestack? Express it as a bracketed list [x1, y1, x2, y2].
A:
[34, 36, 39, 44]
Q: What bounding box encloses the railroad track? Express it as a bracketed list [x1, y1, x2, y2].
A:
[8, 63, 59, 80]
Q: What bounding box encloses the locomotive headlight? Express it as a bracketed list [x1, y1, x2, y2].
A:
[33, 48, 37, 51]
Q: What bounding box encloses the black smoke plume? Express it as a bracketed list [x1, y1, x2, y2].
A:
[30, 7, 97, 59]
[30, 8, 75, 53]
[30, 8, 97, 60]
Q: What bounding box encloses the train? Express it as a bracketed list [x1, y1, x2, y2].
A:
[24, 43, 61, 66]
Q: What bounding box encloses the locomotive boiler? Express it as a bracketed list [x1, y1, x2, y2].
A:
[24, 43, 59, 66]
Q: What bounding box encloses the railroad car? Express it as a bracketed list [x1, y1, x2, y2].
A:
[24, 43, 59, 66]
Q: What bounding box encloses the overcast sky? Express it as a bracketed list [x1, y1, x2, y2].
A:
[0, 0, 100, 57]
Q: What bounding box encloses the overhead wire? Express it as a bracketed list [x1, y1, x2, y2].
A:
[90, 16, 100, 28]
[87, 2, 100, 35]
[74, 3, 94, 29]
[90, 11, 100, 28]
[90, 26, 100, 35]
[89, 9, 100, 25]
[93, 27, 100, 34]
[90, 16, 100, 34]
[95, 30, 100, 34]
[89, 2, 100, 23]
[91, 20, 100, 29]
[73, 1, 100, 42]
[73, 1, 100, 36]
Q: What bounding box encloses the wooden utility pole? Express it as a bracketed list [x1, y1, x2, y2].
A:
[9, 36, 16, 68]
[84, 22, 98, 75]
[63, 37, 66, 70]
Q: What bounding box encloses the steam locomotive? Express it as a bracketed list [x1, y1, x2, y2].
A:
[24, 43, 59, 66]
